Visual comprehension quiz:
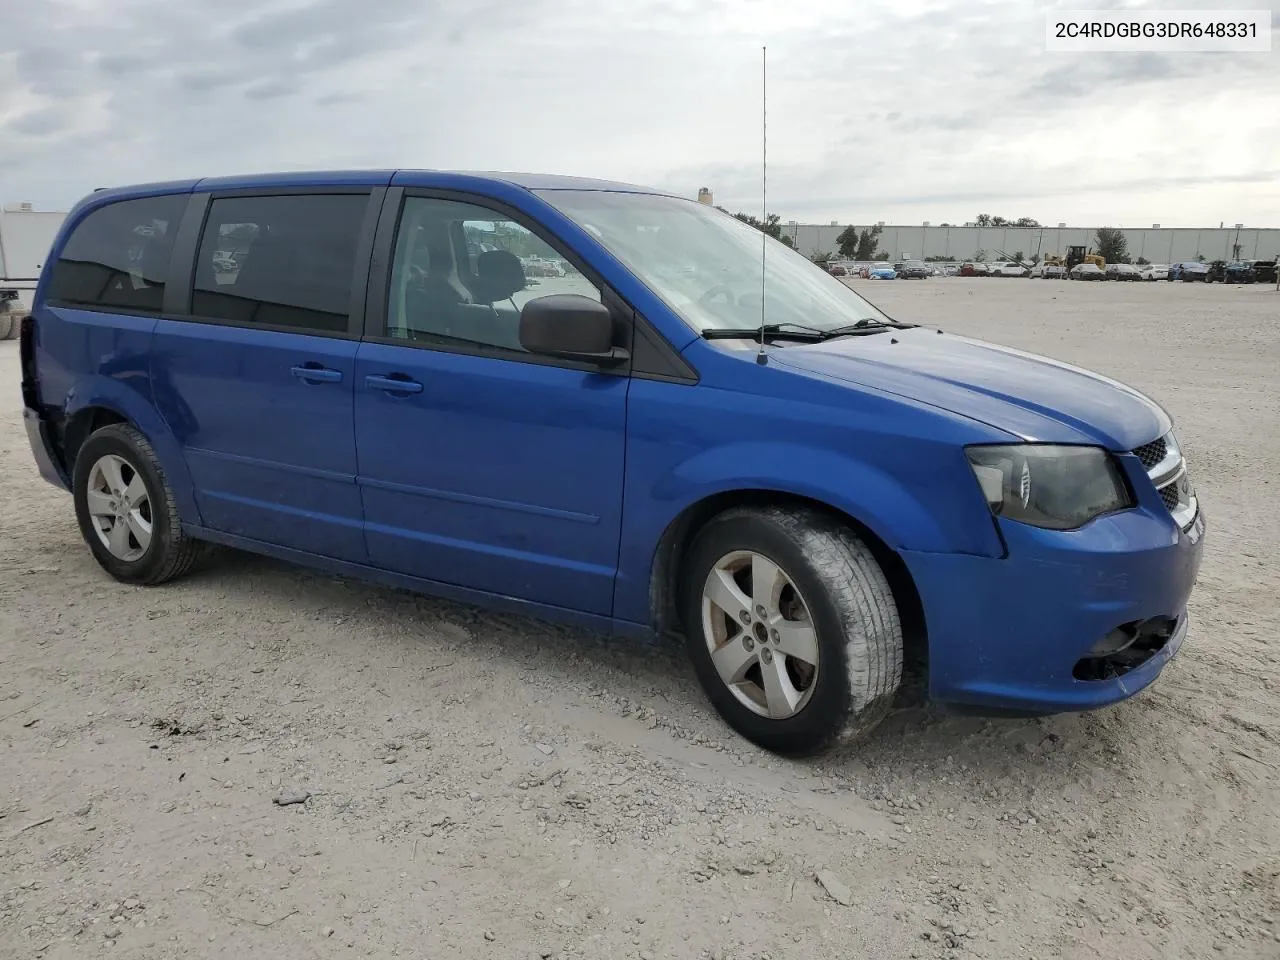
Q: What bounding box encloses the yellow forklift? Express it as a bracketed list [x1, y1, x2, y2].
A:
[1065, 245, 1106, 277]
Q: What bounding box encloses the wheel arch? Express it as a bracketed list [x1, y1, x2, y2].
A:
[61, 387, 203, 525]
[648, 489, 928, 678]
[62, 405, 128, 472]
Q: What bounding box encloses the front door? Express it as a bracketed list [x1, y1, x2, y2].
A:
[150, 190, 377, 561]
[353, 194, 629, 615]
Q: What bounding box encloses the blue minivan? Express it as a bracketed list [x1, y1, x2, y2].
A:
[20, 170, 1205, 754]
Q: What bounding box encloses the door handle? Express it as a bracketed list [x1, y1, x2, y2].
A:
[365, 374, 424, 395]
[291, 365, 343, 384]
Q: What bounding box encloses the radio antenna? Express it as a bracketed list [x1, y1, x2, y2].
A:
[757, 45, 768, 365]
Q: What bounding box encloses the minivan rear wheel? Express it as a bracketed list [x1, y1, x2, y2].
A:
[681, 506, 903, 755]
[73, 423, 205, 585]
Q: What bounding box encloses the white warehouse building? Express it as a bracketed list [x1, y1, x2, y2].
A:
[783, 222, 1280, 264]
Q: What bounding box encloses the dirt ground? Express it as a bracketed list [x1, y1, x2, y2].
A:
[2, 278, 1277, 960]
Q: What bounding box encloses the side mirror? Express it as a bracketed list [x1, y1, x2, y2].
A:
[518, 294, 628, 366]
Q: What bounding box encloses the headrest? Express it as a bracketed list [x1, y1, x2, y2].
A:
[472, 250, 526, 303]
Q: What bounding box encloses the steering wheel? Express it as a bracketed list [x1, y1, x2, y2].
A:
[698, 285, 737, 307]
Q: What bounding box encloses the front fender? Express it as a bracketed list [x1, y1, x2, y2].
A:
[652, 441, 956, 551]
[64, 375, 203, 525]
[613, 440, 1004, 626]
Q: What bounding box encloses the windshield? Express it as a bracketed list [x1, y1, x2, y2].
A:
[537, 190, 892, 332]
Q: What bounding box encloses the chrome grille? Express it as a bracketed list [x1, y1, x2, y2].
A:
[1133, 437, 1167, 470]
[1133, 430, 1197, 531]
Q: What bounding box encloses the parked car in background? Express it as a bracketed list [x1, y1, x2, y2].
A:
[1105, 263, 1141, 281]
[1070, 263, 1105, 281]
[827, 264, 848, 277]
[1139, 264, 1169, 281]
[895, 260, 931, 279]
[1169, 261, 1209, 282]
[1205, 260, 1255, 283]
[868, 264, 897, 279]
[522, 256, 566, 278]
[1253, 259, 1278, 284]
[990, 262, 1029, 278]
[1029, 262, 1065, 279]
[21, 168, 1206, 756]
[959, 262, 990, 277]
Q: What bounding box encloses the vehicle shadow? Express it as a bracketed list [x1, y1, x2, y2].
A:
[190, 548, 1141, 788]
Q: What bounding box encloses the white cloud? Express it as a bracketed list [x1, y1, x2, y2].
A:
[1, 0, 1277, 226]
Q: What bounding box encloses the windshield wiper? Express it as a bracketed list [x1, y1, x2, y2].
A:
[701, 323, 827, 342]
[701, 318, 918, 343]
[819, 318, 917, 338]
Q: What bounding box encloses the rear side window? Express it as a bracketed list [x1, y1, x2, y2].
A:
[46, 194, 186, 314]
[191, 194, 368, 333]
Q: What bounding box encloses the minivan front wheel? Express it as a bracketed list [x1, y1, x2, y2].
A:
[682, 507, 903, 755]
[73, 423, 204, 585]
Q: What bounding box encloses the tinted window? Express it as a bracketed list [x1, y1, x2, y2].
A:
[192, 194, 368, 333]
[384, 196, 601, 353]
[46, 194, 186, 313]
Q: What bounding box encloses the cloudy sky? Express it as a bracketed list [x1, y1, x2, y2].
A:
[2, 0, 1277, 226]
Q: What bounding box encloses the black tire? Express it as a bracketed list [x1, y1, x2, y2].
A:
[73, 423, 205, 585]
[680, 506, 902, 756]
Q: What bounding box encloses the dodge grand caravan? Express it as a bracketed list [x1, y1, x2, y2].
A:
[20, 170, 1205, 755]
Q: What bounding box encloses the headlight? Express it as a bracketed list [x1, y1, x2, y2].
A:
[965, 444, 1133, 530]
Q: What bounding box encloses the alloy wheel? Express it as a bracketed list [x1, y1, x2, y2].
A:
[700, 550, 820, 720]
[85, 454, 153, 562]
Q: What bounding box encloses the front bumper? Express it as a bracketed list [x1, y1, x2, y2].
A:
[903, 503, 1205, 714]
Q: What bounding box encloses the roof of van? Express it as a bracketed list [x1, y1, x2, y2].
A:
[73, 170, 681, 209]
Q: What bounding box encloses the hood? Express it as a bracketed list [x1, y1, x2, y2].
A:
[772, 327, 1170, 450]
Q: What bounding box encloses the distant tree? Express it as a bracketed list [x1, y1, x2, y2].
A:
[856, 227, 883, 260]
[835, 226, 860, 258]
[925, 254, 952, 262]
[1136, 256, 1150, 266]
[810, 250, 833, 264]
[939, 222, 952, 227]
[976, 214, 1040, 228]
[1095, 227, 1130, 264]
[974, 248, 987, 261]
[875, 251, 890, 261]
[1011, 251, 1025, 263]
[1196, 253, 1206, 262]
[719, 208, 795, 248]
[836, 224, 882, 260]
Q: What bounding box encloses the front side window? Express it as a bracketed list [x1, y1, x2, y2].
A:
[384, 196, 601, 353]
[191, 194, 368, 333]
[46, 194, 186, 314]
[538, 190, 891, 333]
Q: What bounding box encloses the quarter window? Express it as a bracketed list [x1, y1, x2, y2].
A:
[192, 194, 368, 333]
[46, 194, 186, 314]
[384, 197, 601, 353]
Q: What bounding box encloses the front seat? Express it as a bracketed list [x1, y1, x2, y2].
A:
[456, 250, 529, 349]
[471, 250, 528, 307]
